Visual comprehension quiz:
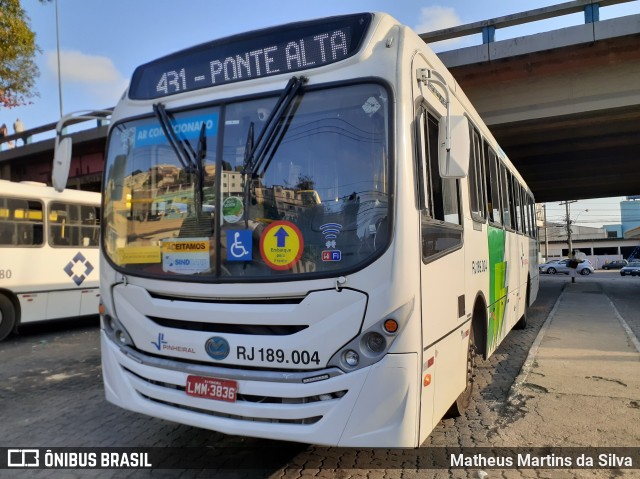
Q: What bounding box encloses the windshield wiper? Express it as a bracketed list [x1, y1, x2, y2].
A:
[242, 75, 307, 178]
[241, 76, 306, 230]
[194, 122, 207, 216]
[153, 103, 206, 216]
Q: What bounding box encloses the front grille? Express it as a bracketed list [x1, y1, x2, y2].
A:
[148, 291, 306, 305]
[140, 393, 323, 425]
[147, 316, 308, 335]
[124, 366, 347, 404]
[124, 366, 347, 425]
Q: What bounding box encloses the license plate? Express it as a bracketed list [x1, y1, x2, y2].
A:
[185, 375, 237, 403]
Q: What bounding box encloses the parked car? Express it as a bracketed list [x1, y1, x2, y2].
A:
[538, 259, 562, 271]
[539, 259, 595, 276]
[601, 260, 628, 270]
[620, 261, 640, 276]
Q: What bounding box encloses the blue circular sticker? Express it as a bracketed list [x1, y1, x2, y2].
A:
[205, 337, 230, 360]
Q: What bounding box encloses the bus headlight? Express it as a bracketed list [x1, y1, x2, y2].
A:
[101, 306, 134, 347]
[344, 350, 360, 367]
[328, 298, 414, 373]
[363, 331, 386, 353]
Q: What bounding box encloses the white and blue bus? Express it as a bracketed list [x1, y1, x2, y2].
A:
[0, 180, 100, 341]
[54, 12, 538, 447]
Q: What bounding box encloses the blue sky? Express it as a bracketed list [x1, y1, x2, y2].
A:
[2, 0, 639, 225]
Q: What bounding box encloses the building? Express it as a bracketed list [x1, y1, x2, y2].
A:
[539, 198, 640, 267]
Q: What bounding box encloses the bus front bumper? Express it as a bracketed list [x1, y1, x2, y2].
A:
[101, 331, 419, 447]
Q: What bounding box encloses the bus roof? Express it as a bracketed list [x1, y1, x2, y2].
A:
[0, 180, 101, 204]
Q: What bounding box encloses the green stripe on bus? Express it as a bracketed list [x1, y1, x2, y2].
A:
[488, 225, 507, 352]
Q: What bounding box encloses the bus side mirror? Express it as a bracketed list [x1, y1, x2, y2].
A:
[438, 115, 469, 178]
[52, 137, 72, 192]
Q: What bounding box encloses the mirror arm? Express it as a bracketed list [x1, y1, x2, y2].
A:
[53, 110, 112, 192]
[416, 68, 451, 152]
[55, 109, 113, 142]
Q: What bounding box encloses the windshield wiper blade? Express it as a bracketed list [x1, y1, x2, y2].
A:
[152, 103, 198, 174]
[194, 122, 207, 215]
[243, 75, 307, 177]
[153, 102, 206, 217]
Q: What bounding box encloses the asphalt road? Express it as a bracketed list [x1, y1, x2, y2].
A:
[0, 271, 637, 478]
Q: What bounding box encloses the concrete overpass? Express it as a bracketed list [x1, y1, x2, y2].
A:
[422, 0, 640, 203]
[1, 0, 639, 203]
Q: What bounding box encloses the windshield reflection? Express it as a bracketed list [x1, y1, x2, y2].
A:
[103, 82, 391, 281]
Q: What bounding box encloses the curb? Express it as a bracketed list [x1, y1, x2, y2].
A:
[506, 283, 566, 404]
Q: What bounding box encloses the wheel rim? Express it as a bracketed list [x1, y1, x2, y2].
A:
[548, 268, 556, 274]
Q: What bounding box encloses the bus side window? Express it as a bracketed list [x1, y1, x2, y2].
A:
[0, 196, 43, 247]
[468, 126, 485, 222]
[500, 163, 512, 230]
[50, 202, 99, 247]
[484, 143, 502, 226]
[417, 108, 462, 261]
[0, 225, 13, 245]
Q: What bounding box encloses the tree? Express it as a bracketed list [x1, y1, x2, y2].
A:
[0, 0, 41, 108]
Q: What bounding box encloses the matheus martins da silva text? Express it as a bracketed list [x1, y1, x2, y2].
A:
[451, 453, 633, 468]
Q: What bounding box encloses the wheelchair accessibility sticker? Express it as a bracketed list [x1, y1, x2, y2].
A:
[259, 221, 304, 270]
[226, 230, 252, 261]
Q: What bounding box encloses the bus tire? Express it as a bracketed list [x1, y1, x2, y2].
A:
[0, 294, 16, 342]
[445, 324, 476, 417]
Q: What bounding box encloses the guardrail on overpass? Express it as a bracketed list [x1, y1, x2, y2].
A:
[0, 109, 112, 150]
[421, 0, 639, 66]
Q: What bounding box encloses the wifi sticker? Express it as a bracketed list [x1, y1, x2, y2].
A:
[320, 223, 342, 262]
[319, 223, 342, 249]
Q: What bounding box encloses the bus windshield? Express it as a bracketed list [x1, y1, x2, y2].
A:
[103, 82, 390, 280]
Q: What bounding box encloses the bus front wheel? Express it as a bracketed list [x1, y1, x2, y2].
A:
[0, 294, 16, 342]
[445, 325, 476, 417]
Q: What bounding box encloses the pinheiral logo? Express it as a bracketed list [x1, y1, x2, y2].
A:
[205, 336, 230, 360]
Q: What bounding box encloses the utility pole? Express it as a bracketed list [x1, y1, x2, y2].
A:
[542, 204, 549, 260]
[559, 200, 577, 256]
[55, 0, 63, 117]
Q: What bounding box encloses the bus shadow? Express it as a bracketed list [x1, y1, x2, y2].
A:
[11, 315, 100, 342]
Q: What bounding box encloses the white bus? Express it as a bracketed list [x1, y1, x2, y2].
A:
[0, 180, 101, 341]
[54, 12, 539, 447]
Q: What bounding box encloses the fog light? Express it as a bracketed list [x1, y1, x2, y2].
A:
[364, 332, 386, 353]
[344, 350, 359, 367]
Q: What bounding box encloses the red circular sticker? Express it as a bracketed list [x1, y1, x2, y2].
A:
[259, 221, 304, 270]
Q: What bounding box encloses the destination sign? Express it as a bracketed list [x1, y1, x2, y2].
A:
[129, 13, 372, 100]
